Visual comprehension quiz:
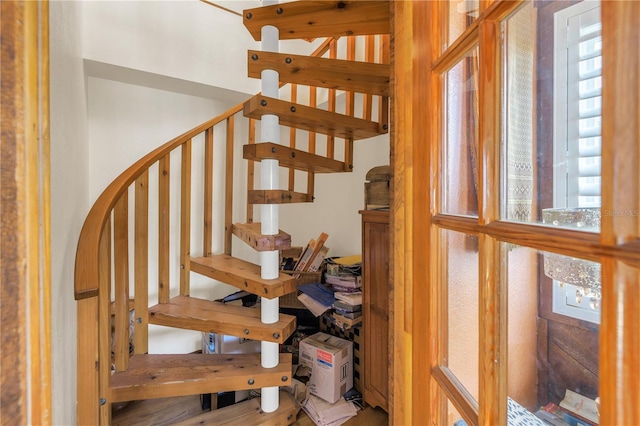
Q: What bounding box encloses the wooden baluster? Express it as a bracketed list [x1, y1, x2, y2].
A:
[180, 140, 192, 296]
[134, 171, 149, 355]
[307, 86, 317, 200]
[97, 218, 112, 425]
[113, 194, 130, 372]
[344, 36, 356, 173]
[379, 35, 390, 131]
[158, 155, 170, 304]
[289, 84, 298, 192]
[224, 116, 234, 255]
[247, 119, 256, 223]
[204, 127, 214, 254]
[364, 35, 375, 121]
[327, 40, 337, 159]
[346, 36, 356, 118]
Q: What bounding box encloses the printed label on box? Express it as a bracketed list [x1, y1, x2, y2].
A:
[317, 349, 333, 368]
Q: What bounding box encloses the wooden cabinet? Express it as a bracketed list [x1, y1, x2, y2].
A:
[360, 210, 390, 412]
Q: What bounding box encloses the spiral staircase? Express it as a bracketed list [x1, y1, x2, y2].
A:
[74, 1, 390, 424]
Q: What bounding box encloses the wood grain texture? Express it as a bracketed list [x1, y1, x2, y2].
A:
[361, 210, 390, 411]
[1, 2, 52, 423]
[243, 95, 385, 141]
[148, 295, 296, 343]
[243, 142, 347, 174]
[158, 155, 170, 304]
[109, 353, 293, 403]
[224, 116, 234, 256]
[248, 190, 313, 205]
[114, 196, 131, 373]
[243, 1, 390, 41]
[203, 128, 214, 255]
[134, 172, 150, 354]
[546, 320, 599, 402]
[174, 390, 298, 426]
[389, 1, 413, 424]
[248, 50, 390, 97]
[599, 3, 640, 424]
[111, 394, 388, 426]
[190, 254, 297, 299]
[232, 222, 292, 252]
[180, 140, 192, 296]
[111, 395, 205, 426]
[98, 220, 113, 424]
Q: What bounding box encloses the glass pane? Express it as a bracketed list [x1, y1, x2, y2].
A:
[445, 229, 479, 402]
[448, 398, 470, 426]
[443, 47, 479, 217]
[505, 244, 600, 425]
[501, 1, 602, 230]
[445, 0, 479, 51]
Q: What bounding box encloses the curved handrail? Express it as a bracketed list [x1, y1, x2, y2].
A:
[74, 104, 243, 300]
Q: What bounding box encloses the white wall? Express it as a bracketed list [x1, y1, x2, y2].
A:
[87, 76, 249, 353]
[82, 1, 261, 96]
[49, 2, 90, 425]
[279, 134, 389, 257]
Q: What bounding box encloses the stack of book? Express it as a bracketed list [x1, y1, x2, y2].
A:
[324, 256, 363, 330]
[325, 256, 361, 293]
[332, 292, 362, 329]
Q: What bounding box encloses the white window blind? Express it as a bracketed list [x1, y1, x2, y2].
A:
[554, 1, 602, 210]
[553, 1, 602, 323]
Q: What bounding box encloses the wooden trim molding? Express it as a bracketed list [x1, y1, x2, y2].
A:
[1, 1, 52, 424]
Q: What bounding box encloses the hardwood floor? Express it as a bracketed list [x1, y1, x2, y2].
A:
[111, 394, 389, 425]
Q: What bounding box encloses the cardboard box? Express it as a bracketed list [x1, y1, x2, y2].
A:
[320, 314, 362, 393]
[299, 332, 353, 403]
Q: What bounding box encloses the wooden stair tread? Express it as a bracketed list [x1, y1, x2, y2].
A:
[244, 143, 347, 174]
[148, 296, 296, 343]
[248, 190, 313, 205]
[190, 254, 297, 299]
[248, 50, 390, 97]
[243, 0, 390, 41]
[232, 222, 292, 252]
[173, 390, 299, 426]
[110, 353, 293, 403]
[243, 95, 386, 141]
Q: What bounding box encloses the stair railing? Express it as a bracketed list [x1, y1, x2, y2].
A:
[74, 33, 388, 424]
[74, 104, 245, 423]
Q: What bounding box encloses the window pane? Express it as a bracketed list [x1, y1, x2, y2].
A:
[445, 229, 479, 402]
[447, 398, 470, 426]
[501, 1, 602, 230]
[504, 244, 600, 424]
[445, 0, 479, 51]
[443, 47, 479, 217]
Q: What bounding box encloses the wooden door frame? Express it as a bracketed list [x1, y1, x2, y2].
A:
[1, 1, 52, 424]
[392, 1, 639, 425]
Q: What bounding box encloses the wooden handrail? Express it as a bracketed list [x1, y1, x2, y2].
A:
[74, 104, 243, 300]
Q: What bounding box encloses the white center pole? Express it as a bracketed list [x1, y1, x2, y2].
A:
[260, 0, 280, 413]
